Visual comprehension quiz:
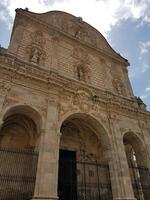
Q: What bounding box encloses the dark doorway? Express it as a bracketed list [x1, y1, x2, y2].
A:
[58, 149, 77, 200]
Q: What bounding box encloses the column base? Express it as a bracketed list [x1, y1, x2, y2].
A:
[32, 196, 58, 200]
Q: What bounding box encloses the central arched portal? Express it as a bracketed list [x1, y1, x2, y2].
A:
[58, 113, 112, 200]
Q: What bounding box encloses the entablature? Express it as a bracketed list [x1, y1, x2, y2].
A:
[0, 52, 149, 121]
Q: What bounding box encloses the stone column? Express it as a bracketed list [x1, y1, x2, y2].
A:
[108, 117, 136, 200]
[32, 100, 60, 200]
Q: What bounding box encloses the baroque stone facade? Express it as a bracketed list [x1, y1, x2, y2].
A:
[0, 8, 150, 200]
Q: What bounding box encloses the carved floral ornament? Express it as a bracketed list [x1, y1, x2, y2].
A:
[27, 30, 46, 65]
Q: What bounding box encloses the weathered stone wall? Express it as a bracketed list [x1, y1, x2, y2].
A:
[8, 9, 133, 98]
[0, 8, 150, 200]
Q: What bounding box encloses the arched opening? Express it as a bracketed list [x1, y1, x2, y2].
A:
[0, 105, 41, 200]
[58, 113, 112, 200]
[123, 132, 150, 200]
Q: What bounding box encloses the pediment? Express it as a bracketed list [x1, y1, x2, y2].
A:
[17, 9, 128, 63]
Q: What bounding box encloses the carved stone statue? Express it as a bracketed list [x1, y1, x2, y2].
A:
[29, 47, 41, 64]
[77, 65, 85, 81]
[27, 30, 46, 65]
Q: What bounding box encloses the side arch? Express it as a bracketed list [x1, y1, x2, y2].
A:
[123, 131, 150, 200]
[123, 131, 149, 167]
[0, 104, 42, 199]
[2, 104, 42, 134]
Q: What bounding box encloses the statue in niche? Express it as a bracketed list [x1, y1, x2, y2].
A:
[77, 65, 85, 81]
[29, 47, 42, 64]
[70, 17, 88, 40]
[74, 26, 87, 40]
[27, 30, 46, 65]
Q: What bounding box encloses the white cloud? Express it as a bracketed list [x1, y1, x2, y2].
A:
[141, 63, 150, 73]
[140, 95, 148, 100]
[129, 70, 136, 79]
[145, 87, 150, 92]
[0, 0, 150, 36]
[139, 40, 150, 56]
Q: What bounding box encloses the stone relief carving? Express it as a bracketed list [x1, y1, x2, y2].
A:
[58, 88, 109, 132]
[72, 47, 88, 60]
[74, 26, 87, 40]
[0, 81, 11, 96]
[69, 17, 88, 40]
[58, 89, 92, 120]
[31, 31, 46, 47]
[112, 78, 126, 95]
[75, 63, 90, 82]
[76, 65, 85, 81]
[110, 64, 127, 96]
[73, 89, 91, 112]
[78, 150, 97, 162]
[29, 47, 42, 64]
[27, 30, 46, 65]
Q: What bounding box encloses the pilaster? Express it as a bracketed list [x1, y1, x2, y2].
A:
[32, 99, 60, 200]
[108, 114, 136, 200]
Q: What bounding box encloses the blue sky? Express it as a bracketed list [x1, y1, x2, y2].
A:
[0, 0, 150, 110]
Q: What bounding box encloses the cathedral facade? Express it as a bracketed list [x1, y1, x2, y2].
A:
[0, 8, 150, 200]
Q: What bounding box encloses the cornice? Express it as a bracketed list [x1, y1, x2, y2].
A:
[0, 53, 149, 120]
